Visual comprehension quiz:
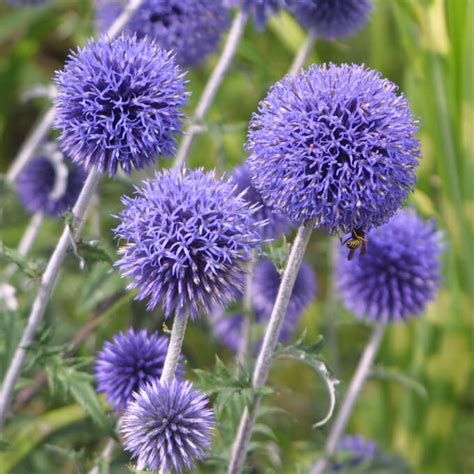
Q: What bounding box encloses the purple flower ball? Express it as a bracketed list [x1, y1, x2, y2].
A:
[211, 312, 245, 352]
[16, 155, 86, 218]
[95, 0, 230, 67]
[114, 168, 262, 319]
[120, 379, 215, 472]
[94, 329, 179, 412]
[54, 34, 188, 176]
[224, 0, 282, 30]
[253, 257, 317, 340]
[331, 434, 378, 471]
[286, 0, 372, 39]
[231, 164, 289, 240]
[247, 64, 420, 234]
[336, 210, 444, 322]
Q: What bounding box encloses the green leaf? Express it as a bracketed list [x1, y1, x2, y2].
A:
[0, 241, 43, 278]
[264, 235, 291, 274]
[73, 239, 115, 268]
[0, 437, 10, 452]
[371, 366, 428, 399]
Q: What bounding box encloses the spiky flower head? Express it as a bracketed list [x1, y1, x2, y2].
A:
[121, 379, 215, 472]
[224, 0, 282, 30]
[337, 210, 444, 322]
[285, 0, 372, 39]
[94, 329, 179, 412]
[114, 168, 262, 319]
[211, 312, 245, 352]
[253, 258, 317, 340]
[231, 164, 289, 240]
[54, 34, 187, 176]
[247, 63, 420, 234]
[96, 0, 230, 67]
[16, 154, 85, 218]
[330, 435, 378, 471]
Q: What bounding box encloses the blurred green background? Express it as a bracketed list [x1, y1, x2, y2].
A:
[0, 0, 472, 473]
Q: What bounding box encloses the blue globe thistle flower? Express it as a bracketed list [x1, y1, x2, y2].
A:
[285, 0, 372, 40]
[95, 0, 230, 67]
[94, 329, 181, 412]
[330, 435, 378, 471]
[16, 155, 86, 218]
[211, 312, 245, 352]
[336, 210, 444, 322]
[253, 257, 317, 340]
[114, 168, 262, 319]
[120, 379, 215, 472]
[231, 164, 289, 240]
[247, 64, 420, 234]
[224, 0, 282, 30]
[54, 34, 188, 176]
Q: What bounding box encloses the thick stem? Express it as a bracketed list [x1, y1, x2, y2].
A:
[5, 0, 144, 183]
[288, 32, 316, 75]
[310, 322, 386, 474]
[227, 218, 316, 474]
[0, 168, 101, 429]
[160, 314, 189, 383]
[173, 10, 248, 169]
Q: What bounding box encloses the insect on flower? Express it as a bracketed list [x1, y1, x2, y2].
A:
[343, 228, 367, 261]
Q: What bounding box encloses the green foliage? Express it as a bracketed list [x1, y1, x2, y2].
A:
[0, 241, 43, 278]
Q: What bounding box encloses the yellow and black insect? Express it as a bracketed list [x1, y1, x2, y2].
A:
[343, 228, 367, 261]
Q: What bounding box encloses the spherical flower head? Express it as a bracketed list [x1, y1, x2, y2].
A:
[330, 435, 378, 471]
[211, 312, 245, 352]
[247, 63, 420, 234]
[336, 209, 444, 322]
[285, 0, 372, 40]
[54, 34, 188, 176]
[95, 0, 230, 67]
[121, 379, 215, 472]
[224, 0, 282, 30]
[231, 164, 289, 240]
[114, 168, 263, 319]
[253, 257, 317, 340]
[16, 155, 86, 218]
[94, 329, 180, 412]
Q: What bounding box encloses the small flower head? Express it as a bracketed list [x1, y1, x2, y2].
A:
[211, 312, 245, 352]
[121, 379, 215, 472]
[16, 154, 86, 218]
[54, 34, 188, 176]
[231, 164, 289, 240]
[247, 64, 420, 234]
[94, 329, 178, 411]
[114, 168, 262, 319]
[337, 210, 444, 322]
[331, 435, 379, 471]
[253, 258, 317, 340]
[96, 0, 230, 66]
[286, 0, 372, 40]
[224, 0, 282, 30]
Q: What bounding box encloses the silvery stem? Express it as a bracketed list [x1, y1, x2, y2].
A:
[310, 321, 386, 474]
[227, 218, 316, 474]
[5, 0, 143, 183]
[160, 313, 189, 383]
[288, 32, 317, 75]
[0, 167, 101, 429]
[173, 10, 248, 169]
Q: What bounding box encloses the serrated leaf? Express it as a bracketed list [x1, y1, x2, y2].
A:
[264, 235, 291, 274]
[74, 239, 115, 267]
[0, 241, 43, 278]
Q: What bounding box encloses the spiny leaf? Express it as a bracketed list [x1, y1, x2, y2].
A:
[73, 239, 115, 268]
[264, 235, 291, 274]
[0, 242, 43, 278]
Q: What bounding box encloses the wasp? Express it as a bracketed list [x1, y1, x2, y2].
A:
[343, 228, 367, 261]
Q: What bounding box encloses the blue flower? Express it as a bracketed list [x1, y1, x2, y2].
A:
[330, 435, 378, 471]
[252, 257, 317, 340]
[16, 154, 86, 218]
[211, 312, 245, 352]
[94, 329, 179, 412]
[247, 64, 420, 234]
[114, 168, 262, 319]
[336, 210, 444, 322]
[95, 0, 230, 66]
[224, 0, 282, 29]
[54, 34, 188, 176]
[231, 164, 289, 240]
[286, 0, 372, 39]
[120, 379, 215, 472]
